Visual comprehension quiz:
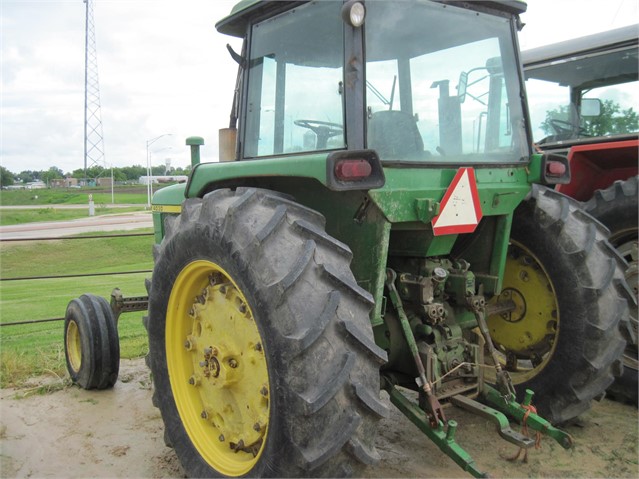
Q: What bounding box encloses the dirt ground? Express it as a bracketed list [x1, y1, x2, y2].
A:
[1, 358, 637, 478]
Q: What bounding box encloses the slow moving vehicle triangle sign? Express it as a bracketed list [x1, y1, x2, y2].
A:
[432, 167, 483, 236]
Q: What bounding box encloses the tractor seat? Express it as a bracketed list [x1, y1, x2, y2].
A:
[368, 110, 426, 160]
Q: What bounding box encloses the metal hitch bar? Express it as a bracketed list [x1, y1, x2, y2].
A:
[110, 288, 149, 323]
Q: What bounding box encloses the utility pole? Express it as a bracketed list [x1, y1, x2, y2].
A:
[83, 0, 105, 184]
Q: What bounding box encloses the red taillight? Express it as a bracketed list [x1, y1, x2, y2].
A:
[334, 159, 372, 180]
[546, 160, 566, 177]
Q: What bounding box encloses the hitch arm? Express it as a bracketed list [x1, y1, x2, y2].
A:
[482, 384, 574, 449]
[385, 269, 446, 426]
[383, 379, 488, 478]
[450, 394, 536, 448]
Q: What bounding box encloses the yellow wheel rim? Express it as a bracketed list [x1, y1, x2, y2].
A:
[66, 319, 82, 374]
[166, 260, 269, 476]
[487, 240, 559, 383]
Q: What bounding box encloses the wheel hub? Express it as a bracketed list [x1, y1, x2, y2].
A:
[496, 288, 526, 323]
[167, 261, 269, 475]
[487, 242, 560, 382]
[66, 319, 82, 373]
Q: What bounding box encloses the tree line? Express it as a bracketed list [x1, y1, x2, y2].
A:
[0, 164, 192, 188]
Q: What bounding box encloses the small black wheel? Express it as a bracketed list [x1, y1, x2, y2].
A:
[64, 294, 120, 389]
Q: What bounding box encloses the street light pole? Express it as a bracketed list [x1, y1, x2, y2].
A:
[111, 164, 114, 204]
[149, 146, 172, 199]
[146, 133, 172, 208]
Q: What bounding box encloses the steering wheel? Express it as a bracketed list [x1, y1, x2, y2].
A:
[294, 120, 343, 149]
[549, 119, 589, 138]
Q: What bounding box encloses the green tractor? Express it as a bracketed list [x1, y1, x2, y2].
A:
[64, 1, 635, 477]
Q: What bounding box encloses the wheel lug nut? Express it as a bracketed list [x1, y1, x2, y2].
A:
[204, 347, 213, 357]
[230, 439, 245, 451]
[255, 343, 262, 352]
[200, 360, 208, 367]
[201, 410, 208, 419]
[219, 434, 225, 442]
[253, 423, 261, 432]
[228, 359, 238, 368]
[184, 338, 195, 350]
[188, 376, 200, 386]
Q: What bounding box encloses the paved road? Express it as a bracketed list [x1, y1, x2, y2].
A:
[0, 212, 153, 240]
[0, 203, 144, 210]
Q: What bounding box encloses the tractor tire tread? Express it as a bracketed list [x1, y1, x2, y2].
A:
[146, 187, 384, 477]
[509, 185, 629, 424]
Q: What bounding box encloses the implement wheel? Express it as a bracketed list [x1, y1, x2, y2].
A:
[147, 188, 387, 477]
[585, 176, 639, 405]
[487, 186, 632, 424]
[64, 294, 120, 389]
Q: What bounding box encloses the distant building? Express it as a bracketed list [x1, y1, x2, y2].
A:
[50, 177, 79, 188]
[26, 181, 46, 189]
[96, 177, 112, 187]
[139, 175, 188, 185]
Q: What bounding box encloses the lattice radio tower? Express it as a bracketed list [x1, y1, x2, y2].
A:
[83, 0, 105, 179]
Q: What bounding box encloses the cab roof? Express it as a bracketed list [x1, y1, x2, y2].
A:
[215, 0, 527, 38]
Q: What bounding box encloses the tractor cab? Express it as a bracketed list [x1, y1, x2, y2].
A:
[217, 0, 530, 165]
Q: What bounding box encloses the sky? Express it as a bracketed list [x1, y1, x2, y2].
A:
[1, 0, 638, 175]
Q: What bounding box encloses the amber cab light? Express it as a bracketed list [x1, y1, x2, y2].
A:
[335, 159, 372, 180]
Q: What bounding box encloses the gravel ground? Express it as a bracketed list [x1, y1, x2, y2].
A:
[1, 358, 637, 478]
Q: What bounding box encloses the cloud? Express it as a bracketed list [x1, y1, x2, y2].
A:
[1, 0, 239, 174]
[1, 0, 636, 175]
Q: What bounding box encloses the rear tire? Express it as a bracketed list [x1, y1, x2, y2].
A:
[584, 176, 638, 256]
[147, 188, 387, 477]
[488, 186, 631, 424]
[584, 176, 638, 406]
[64, 294, 120, 390]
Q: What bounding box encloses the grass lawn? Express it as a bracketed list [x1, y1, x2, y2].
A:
[0, 186, 148, 206]
[0, 206, 146, 226]
[0, 229, 155, 387]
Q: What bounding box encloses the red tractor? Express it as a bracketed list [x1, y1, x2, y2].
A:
[522, 24, 638, 403]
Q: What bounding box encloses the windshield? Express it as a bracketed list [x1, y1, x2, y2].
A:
[243, 1, 344, 158]
[525, 46, 639, 145]
[365, 1, 528, 163]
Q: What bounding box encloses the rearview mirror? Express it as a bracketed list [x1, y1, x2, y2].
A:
[581, 98, 602, 117]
